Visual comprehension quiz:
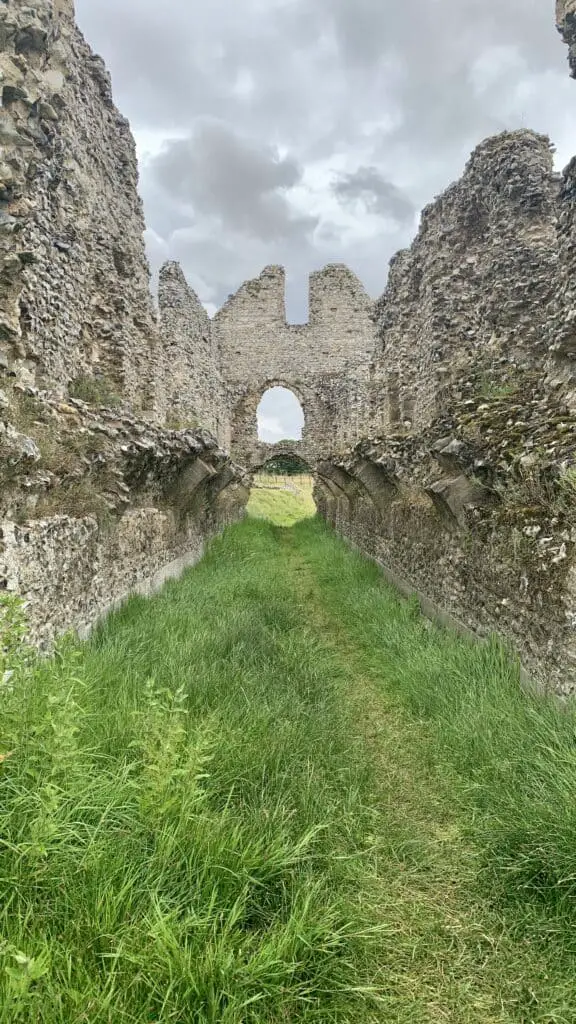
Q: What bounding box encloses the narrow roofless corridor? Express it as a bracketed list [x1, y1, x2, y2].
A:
[3, 485, 576, 1021]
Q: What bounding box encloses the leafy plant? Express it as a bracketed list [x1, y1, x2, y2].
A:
[68, 375, 121, 408]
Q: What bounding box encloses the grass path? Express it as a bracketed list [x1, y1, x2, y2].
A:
[2, 505, 576, 1020]
[274, 526, 576, 1022]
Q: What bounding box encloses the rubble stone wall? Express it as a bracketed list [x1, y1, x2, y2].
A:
[317, 120, 576, 693]
[0, 0, 162, 414]
[211, 264, 376, 469]
[0, 0, 247, 647]
[0, 383, 248, 646]
[558, 0, 576, 76]
[158, 262, 229, 446]
[369, 131, 559, 436]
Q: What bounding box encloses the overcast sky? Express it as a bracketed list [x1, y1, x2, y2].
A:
[75, 0, 574, 440]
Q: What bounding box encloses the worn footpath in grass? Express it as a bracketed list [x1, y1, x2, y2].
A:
[2, 493, 576, 1021]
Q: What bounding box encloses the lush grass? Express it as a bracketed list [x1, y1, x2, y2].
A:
[0, 521, 382, 1022]
[290, 517, 576, 1018]
[247, 474, 315, 526]
[2, 509, 576, 1020]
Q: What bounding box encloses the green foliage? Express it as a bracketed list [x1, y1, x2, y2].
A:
[68, 375, 121, 408]
[477, 372, 519, 402]
[0, 596, 34, 716]
[260, 452, 309, 475]
[0, 594, 29, 663]
[3, 511, 576, 1019]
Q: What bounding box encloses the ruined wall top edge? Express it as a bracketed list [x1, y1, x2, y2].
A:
[557, 0, 576, 76]
[211, 261, 373, 330]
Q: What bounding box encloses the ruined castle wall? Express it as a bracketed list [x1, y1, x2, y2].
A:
[547, 155, 576, 394]
[0, 388, 248, 646]
[212, 264, 376, 467]
[214, 264, 374, 382]
[158, 262, 230, 446]
[0, 0, 164, 415]
[370, 131, 559, 436]
[548, 0, 576, 395]
[558, 0, 576, 76]
[318, 126, 576, 693]
[317, 435, 576, 695]
[0, 1, 247, 648]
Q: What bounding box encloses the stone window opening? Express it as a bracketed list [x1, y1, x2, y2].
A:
[257, 387, 304, 445]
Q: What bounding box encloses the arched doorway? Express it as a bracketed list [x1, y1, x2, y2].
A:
[256, 387, 305, 444]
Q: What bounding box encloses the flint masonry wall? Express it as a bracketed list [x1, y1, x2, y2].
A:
[313, 0, 576, 695]
[0, 0, 163, 413]
[210, 264, 376, 469]
[1, 396, 247, 646]
[0, 0, 246, 647]
[317, 123, 576, 693]
[369, 132, 559, 436]
[158, 262, 229, 445]
[558, 0, 576, 76]
[550, 3, 576, 394]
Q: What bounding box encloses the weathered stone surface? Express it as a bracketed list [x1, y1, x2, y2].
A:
[3, 0, 576, 697]
[0, 0, 247, 646]
[0, 0, 162, 412]
[158, 262, 229, 444]
[209, 263, 376, 469]
[0, 382, 248, 645]
[370, 130, 559, 436]
[312, 29, 576, 693]
[558, 0, 576, 76]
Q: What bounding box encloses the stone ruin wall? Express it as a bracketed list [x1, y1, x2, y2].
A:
[210, 263, 375, 469]
[317, 11, 576, 694]
[314, 8, 576, 697]
[4, 0, 576, 694]
[0, 0, 247, 647]
[0, 0, 230, 430]
[558, 0, 576, 77]
[157, 262, 229, 445]
[368, 132, 560, 436]
[0, 0, 160, 411]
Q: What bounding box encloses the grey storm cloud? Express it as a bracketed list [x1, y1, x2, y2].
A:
[74, 0, 574, 323]
[150, 123, 317, 243]
[332, 167, 415, 224]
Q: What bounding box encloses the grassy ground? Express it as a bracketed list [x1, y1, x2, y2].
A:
[2, 495, 576, 1020]
[247, 474, 315, 526]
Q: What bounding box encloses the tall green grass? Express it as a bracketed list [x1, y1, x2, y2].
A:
[0, 522, 383, 1022]
[295, 517, 576, 919]
[3, 511, 576, 1020]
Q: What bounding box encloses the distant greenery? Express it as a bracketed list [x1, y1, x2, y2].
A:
[3, 508, 576, 1019]
[248, 473, 315, 526]
[260, 451, 309, 475]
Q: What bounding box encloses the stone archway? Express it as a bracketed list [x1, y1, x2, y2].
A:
[229, 377, 331, 473]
